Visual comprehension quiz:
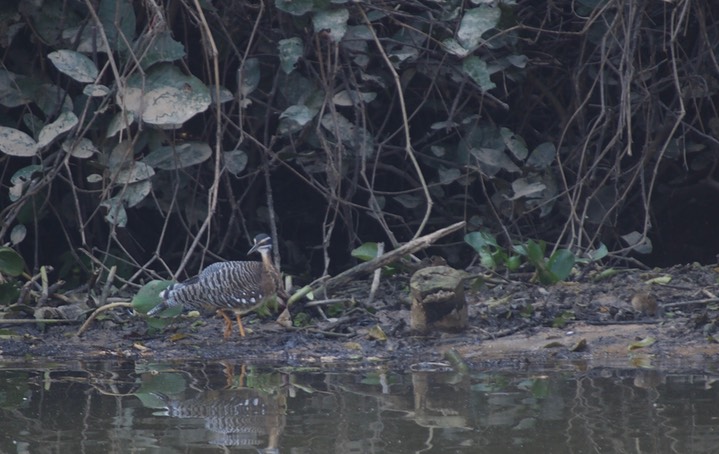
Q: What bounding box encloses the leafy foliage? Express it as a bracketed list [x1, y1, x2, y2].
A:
[0, 0, 715, 295]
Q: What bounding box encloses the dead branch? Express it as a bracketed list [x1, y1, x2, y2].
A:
[310, 221, 465, 298]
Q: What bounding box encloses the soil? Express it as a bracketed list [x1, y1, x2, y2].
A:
[1, 264, 718, 371]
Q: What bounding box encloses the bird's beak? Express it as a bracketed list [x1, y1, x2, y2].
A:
[248, 242, 260, 255]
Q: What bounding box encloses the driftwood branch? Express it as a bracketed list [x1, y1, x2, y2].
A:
[308, 221, 465, 299]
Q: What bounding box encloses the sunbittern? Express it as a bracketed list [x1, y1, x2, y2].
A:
[147, 233, 285, 338]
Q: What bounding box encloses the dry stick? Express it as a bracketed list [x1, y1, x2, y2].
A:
[296, 221, 465, 303]
[367, 242, 384, 306]
[358, 7, 433, 240]
[76, 302, 133, 337]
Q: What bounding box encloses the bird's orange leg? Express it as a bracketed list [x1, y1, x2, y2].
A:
[235, 313, 246, 337]
[217, 310, 233, 339]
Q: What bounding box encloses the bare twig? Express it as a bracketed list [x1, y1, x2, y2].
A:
[312, 221, 465, 297]
[76, 302, 133, 337]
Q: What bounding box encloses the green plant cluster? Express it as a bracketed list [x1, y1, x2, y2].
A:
[0, 0, 715, 293]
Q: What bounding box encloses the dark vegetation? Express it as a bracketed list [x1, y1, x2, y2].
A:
[1, 0, 718, 311]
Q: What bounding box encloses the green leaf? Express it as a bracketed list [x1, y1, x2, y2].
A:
[37, 111, 78, 148]
[524, 240, 545, 263]
[278, 37, 303, 74]
[0, 70, 31, 107]
[0, 127, 38, 157]
[123, 64, 211, 127]
[47, 50, 98, 83]
[143, 142, 212, 170]
[139, 31, 186, 69]
[500, 127, 528, 160]
[457, 6, 502, 50]
[275, 0, 314, 16]
[98, 0, 136, 53]
[628, 337, 656, 350]
[9, 165, 43, 202]
[351, 242, 379, 261]
[100, 197, 127, 227]
[526, 142, 556, 169]
[547, 249, 575, 283]
[0, 247, 25, 277]
[239, 58, 261, 97]
[0, 282, 21, 305]
[312, 9, 349, 42]
[132, 280, 176, 314]
[112, 161, 155, 184]
[223, 149, 248, 175]
[62, 138, 98, 159]
[462, 56, 496, 92]
[464, 231, 498, 253]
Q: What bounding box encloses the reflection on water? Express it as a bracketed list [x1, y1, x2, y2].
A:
[0, 360, 718, 453]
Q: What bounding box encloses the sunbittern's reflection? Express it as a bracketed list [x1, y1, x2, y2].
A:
[156, 388, 286, 448]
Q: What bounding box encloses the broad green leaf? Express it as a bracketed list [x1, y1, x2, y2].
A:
[470, 147, 519, 173]
[500, 127, 528, 160]
[141, 85, 210, 127]
[527, 142, 556, 169]
[462, 56, 496, 92]
[507, 54, 529, 68]
[589, 243, 608, 261]
[510, 178, 546, 200]
[0, 247, 24, 276]
[464, 231, 498, 252]
[113, 161, 155, 184]
[106, 111, 135, 138]
[83, 84, 111, 97]
[99, 0, 136, 53]
[441, 38, 470, 57]
[0, 127, 37, 157]
[279, 105, 316, 127]
[621, 231, 653, 254]
[394, 194, 422, 209]
[524, 240, 545, 263]
[312, 9, 349, 42]
[351, 242, 379, 261]
[332, 90, 376, 106]
[121, 180, 151, 207]
[457, 6, 501, 50]
[275, 0, 314, 16]
[101, 197, 127, 227]
[139, 31, 186, 69]
[62, 138, 97, 159]
[278, 37, 303, 74]
[208, 85, 233, 104]
[0, 282, 20, 306]
[47, 50, 98, 83]
[32, 83, 72, 116]
[10, 225, 27, 245]
[628, 337, 656, 350]
[132, 280, 176, 314]
[438, 167, 461, 184]
[143, 142, 212, 170]
[123, 64, 210, 127]
[320, 112, 374, 157]
[0, 70, 31, 107]
[37, 111, 78, 148]
[238, 58, 260, 97]
[223, 149, 248, 175]
[9, 165, 43, 201]
[547, 249, 575, 282]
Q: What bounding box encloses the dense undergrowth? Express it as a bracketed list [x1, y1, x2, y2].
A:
[0, 0, 716, 303]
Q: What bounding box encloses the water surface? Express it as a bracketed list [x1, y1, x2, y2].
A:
[1, 360, 717, 453]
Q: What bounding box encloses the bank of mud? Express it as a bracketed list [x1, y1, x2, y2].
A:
[1, 264, 718, 371]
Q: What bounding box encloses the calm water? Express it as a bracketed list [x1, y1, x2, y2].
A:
[0, 360, 718, 453]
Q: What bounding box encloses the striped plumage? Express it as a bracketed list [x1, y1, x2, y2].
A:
[148, 233, 284, 337]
